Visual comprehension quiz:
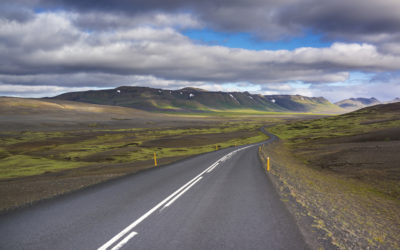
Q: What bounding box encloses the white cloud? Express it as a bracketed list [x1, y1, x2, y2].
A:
[2, 12, 400, 85]
[0, 12, 80, 51]
[0, 84, 99, 97]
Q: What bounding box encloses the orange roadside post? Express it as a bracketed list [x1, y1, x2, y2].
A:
[154, 152, 157, 166]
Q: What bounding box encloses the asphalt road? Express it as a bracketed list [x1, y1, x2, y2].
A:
[0, 130, 308, 250]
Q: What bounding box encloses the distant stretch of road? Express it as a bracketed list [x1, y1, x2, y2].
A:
[0, 129, 308, 250]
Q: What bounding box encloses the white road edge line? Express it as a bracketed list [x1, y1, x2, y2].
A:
[163, 176, 203, 209]
[110, 232, 138, 250]
[97, 145, 253, 250]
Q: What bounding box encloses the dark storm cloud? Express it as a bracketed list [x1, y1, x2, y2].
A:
[0, 2, 35, 23]
[16, 0, 400, 44]
[31, 0, 294, 39]
[278, 0, 400, 43]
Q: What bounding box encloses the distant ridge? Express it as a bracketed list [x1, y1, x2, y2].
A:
[388, 97, 400, 103]
[52, 86, 344, 114]
[179, 87, 208, 92]
[335, 97, 381, 111]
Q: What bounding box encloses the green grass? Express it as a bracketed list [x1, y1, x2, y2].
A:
[269, 110, 400, 144]
[0, 155, 87, 178]
[0, 121, 269, 179]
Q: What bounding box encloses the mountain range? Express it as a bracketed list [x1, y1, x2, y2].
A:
[51, 86, 399, 114]
[52, 86, 343, 114]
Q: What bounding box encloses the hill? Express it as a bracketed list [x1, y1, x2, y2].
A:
[268, 102, 400, 249]
[335, 97, 380, 110]
[52, 86, 344, 114]
[0, 97, 187, 131]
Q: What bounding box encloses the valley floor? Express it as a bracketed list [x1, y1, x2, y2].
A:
[2, 97, 320, 212]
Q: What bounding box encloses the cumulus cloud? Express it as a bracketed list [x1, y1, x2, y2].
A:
[0, 12, 80, 52]
[1, 13, 400, 87]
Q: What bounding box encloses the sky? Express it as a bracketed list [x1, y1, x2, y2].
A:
[1, 0, 400, 102]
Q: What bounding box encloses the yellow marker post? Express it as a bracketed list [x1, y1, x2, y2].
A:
[267, 157, 270, 172]
[216, 145, 218, 150]
[154, 152, 157, 166]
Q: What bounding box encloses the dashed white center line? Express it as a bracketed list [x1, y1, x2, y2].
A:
[98, 145, 253, 250]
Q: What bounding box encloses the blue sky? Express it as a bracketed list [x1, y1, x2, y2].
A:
[183, 29, 332, 51]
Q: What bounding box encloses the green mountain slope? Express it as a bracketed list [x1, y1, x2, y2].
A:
[52, 86, 344, 114]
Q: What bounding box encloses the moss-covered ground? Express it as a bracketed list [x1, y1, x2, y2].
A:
[0, 121, 269, 179]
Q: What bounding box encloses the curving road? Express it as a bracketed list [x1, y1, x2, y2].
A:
[0, 130, 308, 250]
